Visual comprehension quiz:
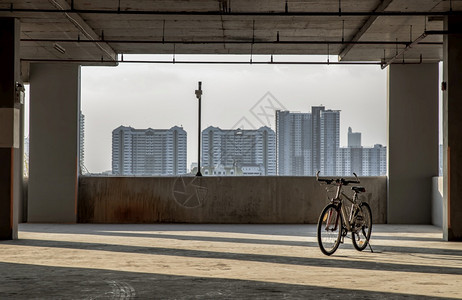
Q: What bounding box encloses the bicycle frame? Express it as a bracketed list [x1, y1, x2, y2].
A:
[330, 184, 360, 233]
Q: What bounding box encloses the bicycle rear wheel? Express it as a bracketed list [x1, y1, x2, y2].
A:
[352, 202, 372, 251]
[317, 204, 342, 256]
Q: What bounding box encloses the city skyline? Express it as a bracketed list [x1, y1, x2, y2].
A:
[80, 54, 388, 173]
[110, 110, 386, 176]
[99, 99, 387, 174]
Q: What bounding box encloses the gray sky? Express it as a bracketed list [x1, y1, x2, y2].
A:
[80, 54, 388, 173]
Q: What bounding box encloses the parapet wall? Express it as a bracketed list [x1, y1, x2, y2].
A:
[78, 176, 387, 224]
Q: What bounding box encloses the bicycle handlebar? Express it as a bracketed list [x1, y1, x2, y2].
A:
[315, 171, 360, 185]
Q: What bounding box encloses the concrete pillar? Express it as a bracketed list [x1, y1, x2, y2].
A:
[0, 18, 21, 240]
[387, 64, 439, 224]
[443, 16, 462, 240]
[28, 64, 81, 223]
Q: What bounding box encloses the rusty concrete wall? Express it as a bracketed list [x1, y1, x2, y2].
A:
[78, 176, 387, 224]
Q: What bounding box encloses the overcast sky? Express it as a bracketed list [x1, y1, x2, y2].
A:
[79, 54, 388, 173]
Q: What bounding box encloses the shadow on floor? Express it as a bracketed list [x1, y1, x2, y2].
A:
[3, 237, 462, 276]
[17, 224, 460, 257]
[0, 262, 456, 299]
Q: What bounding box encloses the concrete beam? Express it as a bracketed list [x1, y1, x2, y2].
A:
[338, 0, 393, 61]
[48, 0, 117, 61]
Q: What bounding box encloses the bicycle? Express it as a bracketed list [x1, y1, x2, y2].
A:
[315, 171, 373, 256]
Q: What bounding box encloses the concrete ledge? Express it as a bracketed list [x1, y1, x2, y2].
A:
[78, 176, 387, 224]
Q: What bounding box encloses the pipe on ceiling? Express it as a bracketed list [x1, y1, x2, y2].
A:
[20, 58, 426, 66]
[1, 7, 460, 17]
[381, 32, 428, 69]
[47, 0, 117, 61]
[20, 38, 434, 46]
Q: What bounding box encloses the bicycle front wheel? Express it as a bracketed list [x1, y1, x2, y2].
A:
[352, 202, 372, 251]
[317, 204, 342, 256]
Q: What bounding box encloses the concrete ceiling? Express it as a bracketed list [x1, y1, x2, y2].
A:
[0, 0, 459, 69]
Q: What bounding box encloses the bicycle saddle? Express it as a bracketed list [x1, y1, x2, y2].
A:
[351, 186, 366, 193]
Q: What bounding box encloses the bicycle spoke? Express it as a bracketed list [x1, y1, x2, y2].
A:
[352, 203, 372, 251]
[317, 204, 342, 255]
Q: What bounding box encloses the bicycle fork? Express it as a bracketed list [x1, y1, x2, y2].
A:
[326, 208, 340, 231]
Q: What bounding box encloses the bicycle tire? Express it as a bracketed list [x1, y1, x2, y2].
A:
[351, 202, 372, 251]
[317, 204, 343, 256]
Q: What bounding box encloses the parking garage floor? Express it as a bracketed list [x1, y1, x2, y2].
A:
[0, 224, 461, 299]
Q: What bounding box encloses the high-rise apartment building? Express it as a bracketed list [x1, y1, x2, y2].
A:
[112, 126, 187, 176]
[343, 126, 362, 174]
[311, 106, 324, 174]
[362, 144, 387, 176]
[277, 107, 340, 176]
[320, 109, 340, 176]
[337, 144, 387, 176]
[348, 127, 361, 148]
[201, 126, 276, 176]
[276, 110, 312, 176]
[337, 147, 364, 176]
[277, 109, 386, 177]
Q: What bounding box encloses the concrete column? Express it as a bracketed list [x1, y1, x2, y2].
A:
[387, 64, 439, 224]
[28, 64, 81, 223]
[443, 16, 462, 240]
[0, 18, 21, 240]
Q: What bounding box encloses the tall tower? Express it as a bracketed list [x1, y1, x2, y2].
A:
[275, 106, 341, 176]
[320, 109, 340, 176]
[276, 110, 312, 176]
[256, 126, 277, 175]
[347, 127, 362, 175]
[348, 127, 361, 148]
[112, 126, 132, 175]
[311, 106, 325, 175]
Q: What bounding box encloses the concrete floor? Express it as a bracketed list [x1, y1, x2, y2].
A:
[0, 224, 461, 299]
